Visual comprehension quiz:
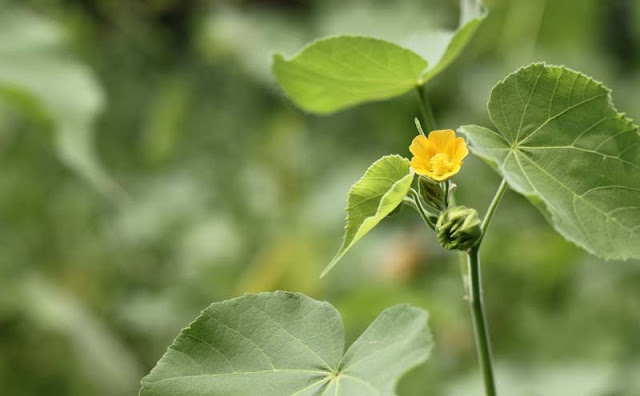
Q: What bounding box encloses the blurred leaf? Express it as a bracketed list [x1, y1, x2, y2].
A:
[410, 0, 486, 84]
[140, 292, 432, 396]
[202, 6, 309, 84]
[141, 75, 190, 166]
[273, 36, 428, 114]
[460, 63, 640, 260]
[22, 276, 142, 395]
[272, 1, 487, 114]
[0, 9, 121, 199]
[323, 155, 413, 276]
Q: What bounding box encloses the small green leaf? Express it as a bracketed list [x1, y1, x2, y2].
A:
[323, 155, 414, 276]
[460, 63, 640, 260]
[272, 36, 428, 114]
[140, 292, 432, 396]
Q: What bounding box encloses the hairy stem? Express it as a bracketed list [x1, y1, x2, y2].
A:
[467, 246, 496, 396]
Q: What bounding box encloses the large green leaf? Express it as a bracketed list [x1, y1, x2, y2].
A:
[0, 9, 121, 199]
[323, 155, 414, 276]
[411, 0, 486, 84]
[271, 1, 486, 114]
[140, 292, 432, 396]
[272, 36, 428, 114]
[460, 63, 640, 260]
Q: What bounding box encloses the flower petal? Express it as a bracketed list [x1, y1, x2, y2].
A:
[431, 164, 461, 181]
[451, 137, 469, 163]
[410, 156, 430, 174]
[409, 135, 437, 159]
[427, 129, 456, 151]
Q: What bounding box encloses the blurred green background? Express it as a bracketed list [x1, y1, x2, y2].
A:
[0, 0, 639, 395]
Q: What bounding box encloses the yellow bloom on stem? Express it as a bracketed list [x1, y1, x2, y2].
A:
[409, 129, 469, 181]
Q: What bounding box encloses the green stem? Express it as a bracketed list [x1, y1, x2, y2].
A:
[415, 85, 437, 132]
[467, 247, 497, 396]
[413, 86, 501, 394]
[464, 178, 509, 395]
[481, 179, 508, 238]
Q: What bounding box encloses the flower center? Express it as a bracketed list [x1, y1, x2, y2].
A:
[429, 153, 453, 176]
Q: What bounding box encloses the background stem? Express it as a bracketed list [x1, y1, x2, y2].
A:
[467, 247, 497, 396]
[415, 85, 437, 132]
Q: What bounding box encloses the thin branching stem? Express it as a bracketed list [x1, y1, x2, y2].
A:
[481, 178, 509, 238]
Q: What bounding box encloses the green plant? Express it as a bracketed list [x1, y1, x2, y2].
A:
[140, 1, 640, 395]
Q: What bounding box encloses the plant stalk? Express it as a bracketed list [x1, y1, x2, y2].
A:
[467, 246, 496, 396]
[412, 88, 504, 395]
[464, 178, 509, 395]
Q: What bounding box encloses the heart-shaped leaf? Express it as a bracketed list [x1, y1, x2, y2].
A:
[140, 292, 432, 396]
[273, 36, 428, 114]
[460, 63, 640, 260]
[323, 155, 414, 276]
[272, 1, 486, 114]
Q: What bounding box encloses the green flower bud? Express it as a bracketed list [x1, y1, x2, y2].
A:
[418, 176, 445, 210]
[436, 206, 482, 251]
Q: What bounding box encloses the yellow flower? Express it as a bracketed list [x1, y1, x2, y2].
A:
[409, 129, 469, 181]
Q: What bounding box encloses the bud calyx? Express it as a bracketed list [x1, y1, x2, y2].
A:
[418, 176, 446, 210]
[436, 206, 482, 250]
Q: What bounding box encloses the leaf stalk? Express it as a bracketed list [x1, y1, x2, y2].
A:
[415, 85, 437, 132]
[480, 178, 508, 238]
